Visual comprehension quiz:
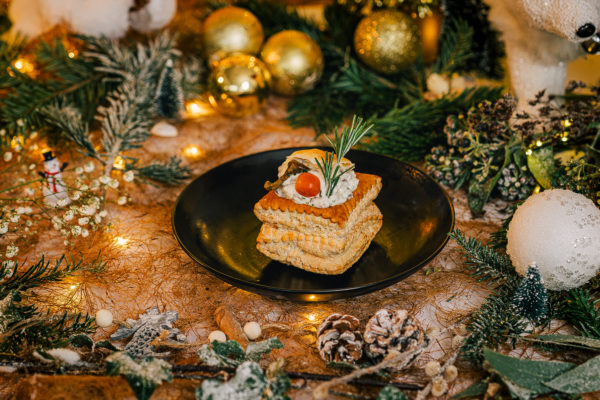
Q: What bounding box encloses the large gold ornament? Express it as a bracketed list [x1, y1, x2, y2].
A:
[260, 30, 323, 96]
[353, 10, 420, 75]
[207, 54, 271, 118]
[202, 6, 264, 64]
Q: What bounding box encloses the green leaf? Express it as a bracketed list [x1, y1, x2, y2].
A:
[544, 354, 600, 394]
[527, 146, 555, 189]
[527, 334, 600, 352]
[196, 361, 269, 400]
[245, 338, 283, 362]
[483, 349, 574, 399]
[70, 334, 94, 348]
[212, 340, 247, 361]
[95, 340, 119, 351]
[451, 380, 488, 399]
[197, 341, 245, 368]
[106, 352, 172, 400]
[377, 386, 409, 400]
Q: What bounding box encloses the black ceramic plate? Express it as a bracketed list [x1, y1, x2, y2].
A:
[172, 148, 454, 302]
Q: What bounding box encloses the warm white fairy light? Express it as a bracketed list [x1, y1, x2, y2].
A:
[115, 236, 129, 247]
[183, 144, 204, 160]
[185, 100, 214, 118]
[307, 314, 316, 322]
[112, 156, 126, 170]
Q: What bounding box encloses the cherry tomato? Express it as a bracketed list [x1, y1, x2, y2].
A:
[295, 172, 320, 197]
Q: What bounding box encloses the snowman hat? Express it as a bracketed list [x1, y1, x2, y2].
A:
[42, 150, 55, 161]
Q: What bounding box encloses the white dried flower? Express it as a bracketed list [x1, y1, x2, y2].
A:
[117, 196, 127, 205]
[75, 167, 83, 175]
[79, 184, 89, 191]
[9, 214, 19, 223]
[123, 170, 135, 182]
[84, 162, 95, 173]
[424, 361, 441, 377]
[80, 205, 97, 216]
[78, 217, 89, 226]
[71, 226, 82, 236]
[57, 198, 69, 207]
[90, 180, 100, 190]
[94, 214, 102, 224]
[16, 206, 32, 214]
[99, 210, 108, 218]
[99, 175, 110, 184]
[25, 220, 32, 227]
[5, 244, 19, 258]
[108, 179, 119, 189]
[64, 210, 74, 221]
[0, 222, 8, 234]
[72, 191, 81, 201]
[53, 222, 60, 230]
[3, 152, 12, 162]
[444, 365, 458, 382]
[46, 348, 81, 365]
[2, 260, 15, 270]
[28, 163, 35, 170]
[24, 187, 35, 196]
[81, 229, 89, 238]
[431, 376, 448, 397]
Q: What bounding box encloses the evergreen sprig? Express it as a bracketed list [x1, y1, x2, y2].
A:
[432, 19, 474, 76]
[449, 229, 518, 286]
[316, 116, 372, 196]
[132, 157, 191, 186]
[559, 289, 600, 339]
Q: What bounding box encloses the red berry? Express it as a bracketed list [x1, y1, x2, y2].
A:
[295, 172, 320, 197]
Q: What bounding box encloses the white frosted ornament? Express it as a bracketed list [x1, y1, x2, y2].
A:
[150, 121, 178, 137]
[95, 309, 114, 327]
[243, 321, 262, 340]
[208, 330, 226, 343]
[507, 189, 600, 290]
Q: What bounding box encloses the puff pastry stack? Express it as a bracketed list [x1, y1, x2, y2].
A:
[254, 149, 383, 275]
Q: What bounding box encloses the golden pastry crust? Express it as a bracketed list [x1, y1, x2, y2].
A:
[257, 213, 382, 275]
[254, 172, 382, 228]
[257, 203, 382, 258]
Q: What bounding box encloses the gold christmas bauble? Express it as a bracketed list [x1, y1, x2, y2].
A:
[260, 30, 323, 96]
[203, 6, 264, 65]
[353, 10, 420, 75]
[207, 54, 271, 118]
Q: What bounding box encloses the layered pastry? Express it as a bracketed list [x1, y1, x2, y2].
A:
[254, 148, 383, 275]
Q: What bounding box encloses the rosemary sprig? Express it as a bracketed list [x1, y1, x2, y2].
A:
[316, 116, 373, 197]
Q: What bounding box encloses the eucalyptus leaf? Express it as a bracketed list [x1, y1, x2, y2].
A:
[95, 340, 120, 351]
[544, 354, 600, 394]
[106, 352, 172, 400]
[245, 337, 283, 362]
[527, 146, 555, 189]
[483, 349, 574, 397]
[451, 380, 488, 399]
[377, 386, 408, 400]
[212, 340, 246, 361]
[527, 334, 600, 351]
[196, 361, 268, 400]
[70, 334, 94, 348]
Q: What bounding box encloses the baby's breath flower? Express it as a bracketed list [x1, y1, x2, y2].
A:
[75, 167, 83, 175]
[99, 175, 110, 184]
[57, 198, 69, 207]
[123, 170, 135, 182]
[108, 179, 119, 189]
[3, 152, 12, 162]
[28, 163, 35, 170]
[78, 217, 89, 226]
[0, 222, 8, 234]
[25, 220, 32, 226]
[72, 191, 81, 200]
[2, 260, 15, 270]
[16, 206, 32, 214]
[10, 214, 20, 223]
[99, 210, 108, 218]
[79, 184, 89, 191]
[80, 205, 97, 216]
[71, 226, 82, 236]
[6, 244, 19, 258]
[94, 214, 102, 224]
[84, 162, 95, 173]
[90, 180, 100, 190]
[81, 229, 89, 238]
[24, 187, 35, 196]
[117, 196, 127, 205]
[64, 210, 74, 221]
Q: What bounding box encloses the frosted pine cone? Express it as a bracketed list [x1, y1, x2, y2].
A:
[364, 309, 427, 363]
[316, 313, 363, 363]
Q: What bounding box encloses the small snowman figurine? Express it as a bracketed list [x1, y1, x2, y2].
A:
[38, 151, 70, 207]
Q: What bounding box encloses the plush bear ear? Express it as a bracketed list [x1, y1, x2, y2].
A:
[129, 0, 177, 33]
[528, 0, 600, 43]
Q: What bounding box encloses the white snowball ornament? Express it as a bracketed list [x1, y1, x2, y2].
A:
[507, 189, 600, 290]
[243, 321, 262, 340]
[208, 330, 227, 343]
[95, 309, 114, 328]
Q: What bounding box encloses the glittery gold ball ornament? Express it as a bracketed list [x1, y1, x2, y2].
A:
[353, 10, 420, 75]
[203, 6, 264, 64]
[207, 54, 271, 118]
[260, 30, 323, 96]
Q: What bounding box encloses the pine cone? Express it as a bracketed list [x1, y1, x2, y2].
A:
[316, 313, 363, 363]
[364, 309, 427, 363]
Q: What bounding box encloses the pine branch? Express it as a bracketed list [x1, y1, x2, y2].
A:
[432, 19, 474, 76]
[559, 289, 600, 339]
[131, 156, 190, 186]
[0, 254, 103, 298]
[449, 229, 518, 286]
[364, 86, 504, 161]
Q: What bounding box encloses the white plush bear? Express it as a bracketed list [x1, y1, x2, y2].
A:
[484, 0, 600, 110]
[7, 0, 176, 40]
